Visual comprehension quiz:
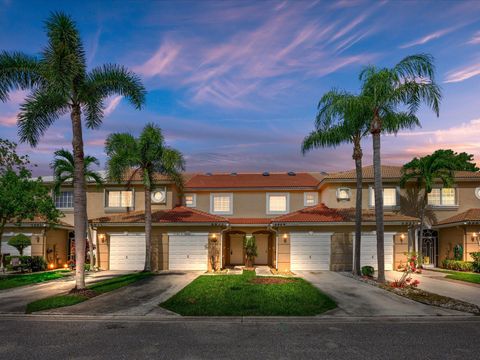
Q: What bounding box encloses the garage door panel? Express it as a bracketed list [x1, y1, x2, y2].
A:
[360, 233, 394, 271]
[169, 234, 208, 271]
[109, 235, 146, 271]
[290, 233, 331, 271]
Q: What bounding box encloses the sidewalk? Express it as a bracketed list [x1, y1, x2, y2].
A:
[0, 270, 132, 313]
[386, 270, 480, 307]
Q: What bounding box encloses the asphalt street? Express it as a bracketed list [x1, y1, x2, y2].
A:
[1, 316, 479, 359]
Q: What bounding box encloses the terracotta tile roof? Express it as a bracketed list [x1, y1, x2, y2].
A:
[273, 204, 346, 223]
[90, 206, 227, 224]
[7, 216, 73, 228]
[436, 208, 480, 226]
[325, 165, 480, 182]
[227, 218, 272, 225]
[337, 208, 418, 223]
[185, 172, 320, 189]
[272, 204, 417, 223]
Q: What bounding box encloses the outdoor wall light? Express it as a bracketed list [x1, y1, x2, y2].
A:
[283, 233, 288, 243]
[400, 233, 406, 243]
[472, 232, 478, 243]
[211, 233, 217, 242]
[98, 234, 106, 243]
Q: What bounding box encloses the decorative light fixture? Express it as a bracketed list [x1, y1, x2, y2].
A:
[63, 263, 68, 268]
[472, 232, 478, 243]
[283, 233, 288, 243]
[48, 263, 55, 269]
[211, 233, 217, 242]
[400, 233, 406, 243]
[98, 234, 106, 243]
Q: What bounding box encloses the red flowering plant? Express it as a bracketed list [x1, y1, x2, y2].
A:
[390, 252, 421, 288]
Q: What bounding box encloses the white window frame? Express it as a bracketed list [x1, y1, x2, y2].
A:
[304, 192, 318, 206]
[184, 193, 197, 208]
[210, 193, 233, 215]
[428, 187, 458, 207]
[104, 188, 135, 211]
[368, 186, 398, 208]
[336, 187, 351, 201]
[54, 190, 74, 209]
[266, 192, 290, 215]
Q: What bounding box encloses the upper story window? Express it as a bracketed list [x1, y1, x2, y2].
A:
[210, 193, 233, 214]
[304, 192, 318, 206]
[267, 193, 289, 214]
[336, 187, 351, 201]
[106, 190, 134, 208]
[54, 191, 73, 209]
[369, 187, 397, 207]
[185, 193, 196, 207]
[428, 188, 456, 206]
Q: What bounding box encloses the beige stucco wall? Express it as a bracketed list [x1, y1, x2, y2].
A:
[187, 190, 318, 218]
[438, 225, 480, 263]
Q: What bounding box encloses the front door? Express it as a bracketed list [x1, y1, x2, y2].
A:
[230, 234, 244, 265]
[255, 234, 269, 265]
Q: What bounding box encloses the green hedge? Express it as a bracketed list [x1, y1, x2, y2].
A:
[5, 256, 47, 272]
[470, 252, 480, 273]
[442, 259, 474, 272]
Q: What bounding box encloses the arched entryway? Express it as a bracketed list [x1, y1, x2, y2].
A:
[222, 229, 276, 268]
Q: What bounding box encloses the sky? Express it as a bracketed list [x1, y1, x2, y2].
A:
[1, 0, 480, 175]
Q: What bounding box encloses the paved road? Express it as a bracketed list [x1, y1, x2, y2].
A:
[0, 271, 132, 313]
[297, 271, 463, 316]
[40, 271, 201, 316]
[1, 316, 479, 359]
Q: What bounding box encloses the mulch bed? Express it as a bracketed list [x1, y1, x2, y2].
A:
[342, 272, 480, 315]
[249, 277, 297, 285]
[68, 288, 98, 299]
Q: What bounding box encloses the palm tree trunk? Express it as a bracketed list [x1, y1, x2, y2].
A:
[0, 220, 6, 270]
[71, 104, 87, 290]
[353, 141, 363, 276]
[144, 184, 152, 272]
[372, 130, 385, 282]
[87, 220, 95, 270]
[417, 191, 427, 262]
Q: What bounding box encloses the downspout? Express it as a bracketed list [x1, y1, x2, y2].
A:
[463, 225, 467, 261]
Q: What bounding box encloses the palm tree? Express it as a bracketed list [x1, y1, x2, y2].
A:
[400, 149, 478, 254]
[51, 148, 104, 269]
[302, 90, 370, 275]
[105, 123, 185, 271]
[0, 12, 145, 289]
[358, 54, 442, 282]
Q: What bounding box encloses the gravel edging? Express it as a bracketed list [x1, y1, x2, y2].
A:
[341, 272, 480, 315]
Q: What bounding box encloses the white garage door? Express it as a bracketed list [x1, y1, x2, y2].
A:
[290, 232, 332, 271]
[169, 233, 208, 271]
[360, 232, 394, 270]
[109, 234, 146, 271]
[1, 236, 32, 256]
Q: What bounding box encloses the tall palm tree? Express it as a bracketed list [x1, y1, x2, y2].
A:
[51, 148, 104, 269]
[0, 12, 145, 289]
[105, 123, 185, 271]
[359, 54, 441, 282]
[302, 90, 370, 275]
[400, 149, 478, 254]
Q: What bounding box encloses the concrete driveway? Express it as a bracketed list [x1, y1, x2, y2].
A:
[40, 271, 201, 316]
[386, 270, 480, 307]
[297, 271, 465, 317]
[0, 271, 132, 314]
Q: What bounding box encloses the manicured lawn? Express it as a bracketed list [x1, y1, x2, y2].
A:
[0, 270, 71, 290]
[445, 272, 480, 284]
[161, 270, 336, 316]
[26, 271, 153, 313]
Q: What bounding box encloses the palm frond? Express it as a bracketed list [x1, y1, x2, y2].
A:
[17, 89, 68, 146]
[0, 51, 43, 101]
[105, 132, 138, 182]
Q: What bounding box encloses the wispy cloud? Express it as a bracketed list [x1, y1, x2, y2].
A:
[104, 95, 123, 116]
[444, 61, 480, 83]
[0, 114, 17, 127]
[467, 31, 480, 44]
[400, 27, 456, 48]
[134, 3, 378, 109]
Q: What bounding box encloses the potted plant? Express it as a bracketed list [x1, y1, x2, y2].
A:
[244, 235, 257, 268]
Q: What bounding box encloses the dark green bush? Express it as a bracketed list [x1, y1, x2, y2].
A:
[470, 252, 480, 273]
[4, 255, 46, 272]
[442, 259, 474, 272]
[361, 266, 374, 277]
[28, 256, 47, 272]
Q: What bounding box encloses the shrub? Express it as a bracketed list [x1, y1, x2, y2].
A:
[361, 266, 374, 277]
[7, 234, 31, 256]
[470, 252, 480, 273]
[453, 244, 463, 261]
[84, 263, 91, 271]
[28, 256, 47, 272]
[4, 255, 46, 272]
[244, 235, 257, 267]
[442, 259, 474, 272]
